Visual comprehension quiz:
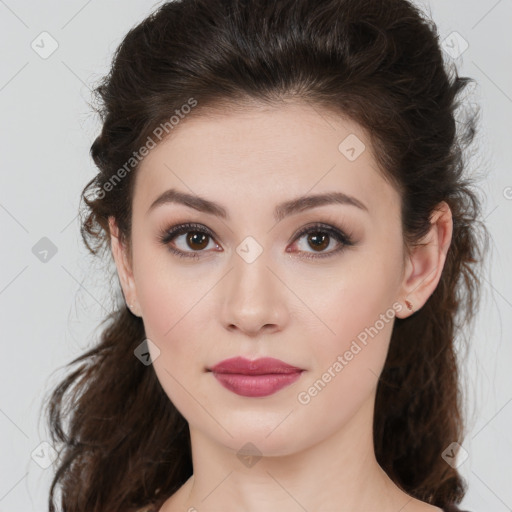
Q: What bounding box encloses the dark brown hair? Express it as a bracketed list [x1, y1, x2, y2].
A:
[44, 0, 489, 510]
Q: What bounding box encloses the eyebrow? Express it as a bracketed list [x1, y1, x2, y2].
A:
[146, 188, 368, 222]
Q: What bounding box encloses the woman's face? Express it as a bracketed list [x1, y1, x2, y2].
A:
[113, 101, 412, 455]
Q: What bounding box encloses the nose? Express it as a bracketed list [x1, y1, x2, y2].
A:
[220, 250, 289, 337]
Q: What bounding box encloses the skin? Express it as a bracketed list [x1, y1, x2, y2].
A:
[109, 100, 452, 512]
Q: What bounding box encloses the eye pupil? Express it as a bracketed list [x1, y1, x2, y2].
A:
[187, 232, 209, 250]
[308, 233, 329, 251]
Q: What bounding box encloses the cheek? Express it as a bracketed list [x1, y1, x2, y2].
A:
[136, 265, 208, 415]
[295, 254, 399, 353]
[294, 278, 398, 435]
[132, 240, 196, 340]
[290, 245, 403, 419]
[132, 252, 211, 382]
[304, 282, 396, 388]
[138, 276, 204, 364]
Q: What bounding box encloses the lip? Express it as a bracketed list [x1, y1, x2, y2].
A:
[208, 356, 304, 374]
[207, 357, 304, 397]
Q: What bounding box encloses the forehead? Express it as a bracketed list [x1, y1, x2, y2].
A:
[133, 101, 400, 220]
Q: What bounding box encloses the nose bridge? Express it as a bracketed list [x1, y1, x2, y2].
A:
[220, 240, 287, 333]
[233, 247, 274, 297]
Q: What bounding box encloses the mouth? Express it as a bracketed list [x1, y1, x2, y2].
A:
[206, 357, 305, 397]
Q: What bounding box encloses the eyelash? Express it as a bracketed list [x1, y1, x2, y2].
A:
[158, 221, 356, 261]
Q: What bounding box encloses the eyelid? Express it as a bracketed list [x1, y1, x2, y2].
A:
[159, 222, 217, 244]
[158, 222, 220, 259]
[286, 222, 355, 260]
[158, 219, 357, 259]
[289, 221, 354, 246]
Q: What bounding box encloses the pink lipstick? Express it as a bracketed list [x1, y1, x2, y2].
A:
[208, 356, 304, 397]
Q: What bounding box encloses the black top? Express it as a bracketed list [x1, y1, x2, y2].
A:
[443, 505, 471, 512]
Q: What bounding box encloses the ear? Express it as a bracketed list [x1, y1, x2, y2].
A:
[109, 216, 140, 317]
[395, 201, 453, 319]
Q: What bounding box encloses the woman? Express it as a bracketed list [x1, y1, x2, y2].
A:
[44, 0, 488, 511]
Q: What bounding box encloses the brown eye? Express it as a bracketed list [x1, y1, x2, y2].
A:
[159, 221, 355, 261]
[186, 232, 210, 250]
[159, 223, 219, 259]
[306, 232, 330, 252]
[288, 222, 355, 260]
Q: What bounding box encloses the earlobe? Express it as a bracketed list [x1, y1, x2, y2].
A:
[396, 201, 453, 319]
[109, 216, 140, 315]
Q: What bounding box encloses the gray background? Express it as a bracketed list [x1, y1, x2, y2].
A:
[0, 0, 510, 510]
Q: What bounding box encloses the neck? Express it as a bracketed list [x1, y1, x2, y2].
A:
[165, 394, 416, 512]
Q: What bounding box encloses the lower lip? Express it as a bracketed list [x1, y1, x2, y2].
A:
[211, 371, 303, 397]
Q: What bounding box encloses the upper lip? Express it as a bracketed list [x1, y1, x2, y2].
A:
[208, 356, 304, 375]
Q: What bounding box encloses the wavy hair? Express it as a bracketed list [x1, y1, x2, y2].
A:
[44, 0, 489, 510]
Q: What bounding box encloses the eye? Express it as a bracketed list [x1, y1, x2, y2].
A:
[158, 221, 355, 260]
[287, 222, 355, 260]
[158, 222, 220, 260]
